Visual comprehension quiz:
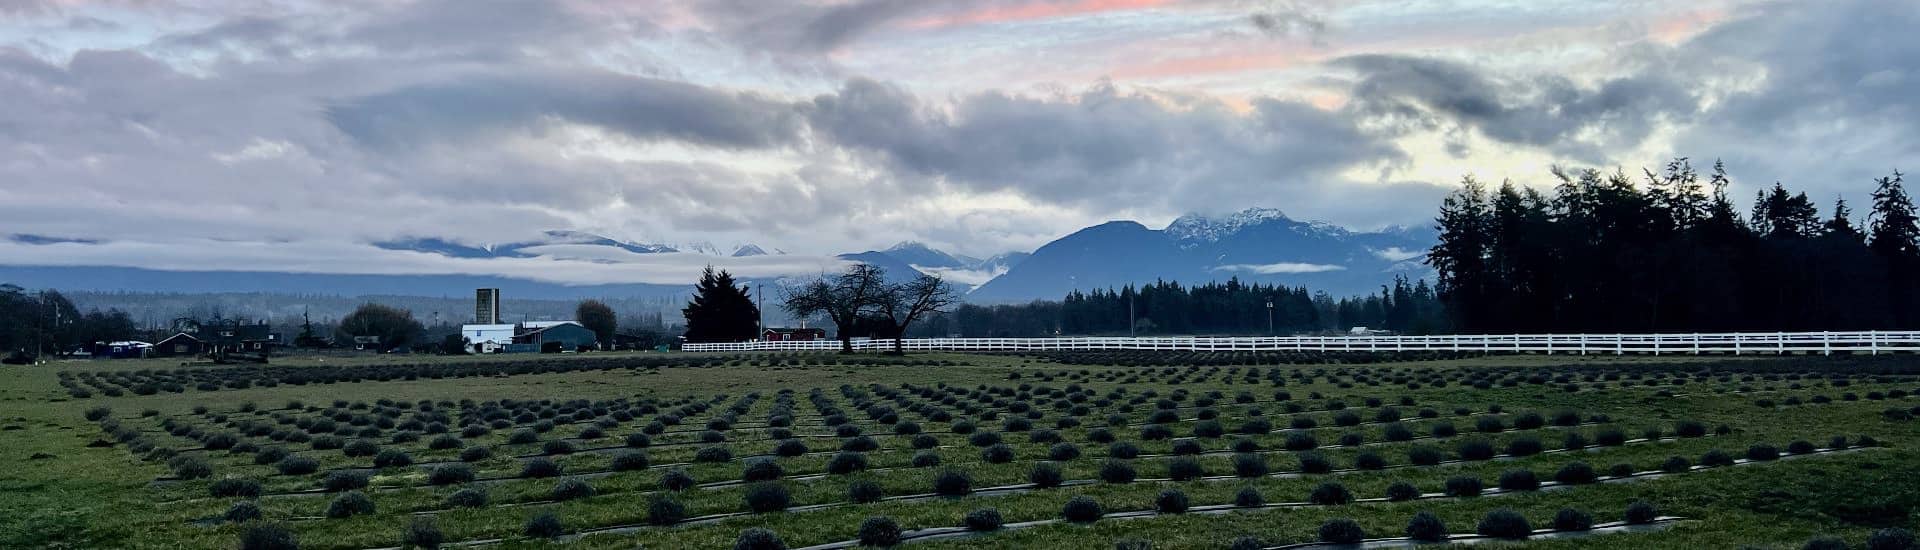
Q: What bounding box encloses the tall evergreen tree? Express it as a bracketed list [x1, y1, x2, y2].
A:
[1805, 195, 1884, 328]
[1700, 160, 1749, 239]
[681, 266, 760, 343]
[1649, 157, 1708, 231]
[295, 310, 322, 348]
[1869, 171, 1919, 261]
[1869, 171, 1920, 326]
[1428, 175, 1494, 331]
[1418, 159, 1918, 332]
[1824, 197, 1865, 243]
[1752, 183, 1821, 239]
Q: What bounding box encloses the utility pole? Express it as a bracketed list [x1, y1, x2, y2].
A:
[756, 285, 764, 338]
[35, 293, 48, 359]
[1267, 298, 1275, 335]
[1128, 288, 1136, 338]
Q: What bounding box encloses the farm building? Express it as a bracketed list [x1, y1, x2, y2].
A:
[89, 341, 151, 359]
[457, 321, 596, 353]
[763, 327, 827, 342]
[212, 323, 281, 354]
[513, 321, 597, 352]
[152, 333, 205, 358]
[151, 321, 280, 358]
[460, 324, 516, 353]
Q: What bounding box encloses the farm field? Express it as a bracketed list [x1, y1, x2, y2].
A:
[2, 351, 1918, 549]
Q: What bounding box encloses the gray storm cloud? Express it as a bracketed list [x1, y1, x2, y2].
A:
[0, 0, 1915, 278]
[324, 71, 809, 152]
[1332, 53, 1701, 162]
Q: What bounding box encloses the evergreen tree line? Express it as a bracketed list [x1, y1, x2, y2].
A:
[1428, 159, 1920, 333]
[908, 277, 1447, 338]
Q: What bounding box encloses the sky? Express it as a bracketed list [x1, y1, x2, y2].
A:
[1, 0, 1917, 286]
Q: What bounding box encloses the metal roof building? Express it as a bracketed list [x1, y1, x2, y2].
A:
[462, 324, 517, 345]
[513, 321, 597, 352]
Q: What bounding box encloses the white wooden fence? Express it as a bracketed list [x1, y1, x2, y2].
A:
[682, 331, 1920, 355]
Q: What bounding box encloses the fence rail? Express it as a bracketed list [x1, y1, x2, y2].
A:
[682, 331, 1920, 355]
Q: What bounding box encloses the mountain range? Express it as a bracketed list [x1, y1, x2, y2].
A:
[2, 208, 1434, 310]
[970, 208, 1431, 300]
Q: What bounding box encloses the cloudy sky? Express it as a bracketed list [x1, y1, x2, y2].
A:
[1, 0, 1917, 285]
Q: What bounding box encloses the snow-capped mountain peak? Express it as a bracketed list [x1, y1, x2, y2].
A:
[885, 240, 928, 252]
[968, 207, 1434, 302]
[880, 240, 981, 270]
[674, 241, 722, 256]
[1165, 207, 1295, 243]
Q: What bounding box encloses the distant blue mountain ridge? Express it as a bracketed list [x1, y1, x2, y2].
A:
[3, 208, 1432, 302]
[965, 208, 1434, 301]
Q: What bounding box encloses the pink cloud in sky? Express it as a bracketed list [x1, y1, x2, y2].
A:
[1649, 7, 1731, 44]
[1112, 48, 1323, 80]
[1101, 5, 1741, 83]
[906, 0, 1176, 29]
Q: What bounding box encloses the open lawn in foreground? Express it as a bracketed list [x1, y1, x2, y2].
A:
[2, 351, 1918, 549]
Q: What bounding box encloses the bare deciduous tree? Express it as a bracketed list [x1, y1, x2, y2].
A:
[875, 273, 959, 354]
[782, 263, 888, 353]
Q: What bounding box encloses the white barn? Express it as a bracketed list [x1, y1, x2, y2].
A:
[462, 324, 516, 351]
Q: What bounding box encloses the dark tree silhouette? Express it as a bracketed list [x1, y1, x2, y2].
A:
[782, 263, 886, 352]
[907, 277, 1442, 338]
[0, 286, 100, 358]
[575, 300, 617, 349]
[681, 266, 759, 343]
[1824, 197, 1865, 243]
[1428, 176, 1494, 330]
[294, 310, 328, 348]
[1870, 171, 1920, 326]
[77, 309, 136, 346]
[1870, 171, 1919, 260]
[336, 303, 425, 351]
[1427, 158, 1918, 332]
[875, 273, 959, 354]
[0, 284, 27, 359]
[1753, 183, 1821, 240]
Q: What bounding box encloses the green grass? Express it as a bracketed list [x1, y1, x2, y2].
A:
[2, 351, 1916, 549]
